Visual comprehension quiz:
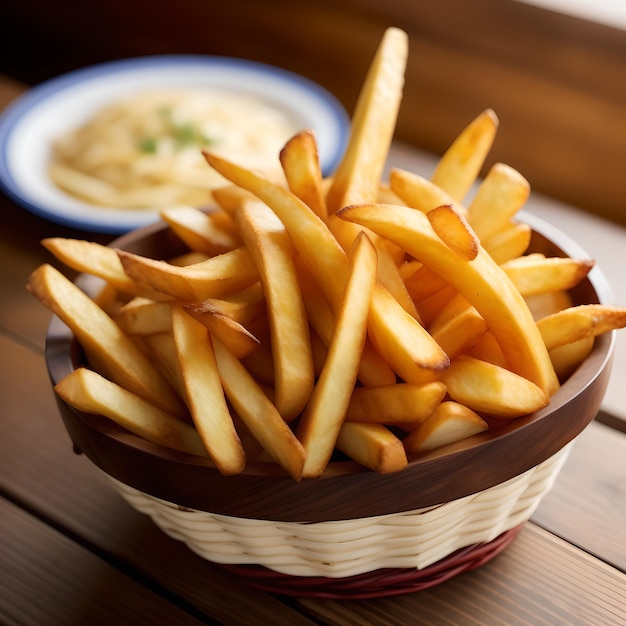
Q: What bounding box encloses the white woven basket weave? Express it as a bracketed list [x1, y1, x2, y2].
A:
[107, 440, 571, 579]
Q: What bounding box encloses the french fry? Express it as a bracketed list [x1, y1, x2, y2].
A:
[297, 232, 378, 478]
[549, 337, 595, 381]
[429, 305, 488, 360]
[295, 256, 397, 387]
[212, 337, 305, 480]
[402, 263, 448, 302]
[389, 168, 463, 215]
[160, 205, 240, 255]
[525, 289, 574, 321]
[465, 331, 509, 368]
[325, 27, 408, 213]
[55, 367, 207, 456]
[466, 163, 530, 241]
[116, 297, 172, 335]
[42, 237, 167, 300]
[241, 346, 275, 386]
[27, 263, 188, 419]
[139, 331, 188, 404]
[415, 285, 457, 327]
[183, 304, 260, 359]
[338, 203, 559, 395]
[203, 152, 449, 384]
[279, 129, 327, 220]
[235, 199, 314, 421]
[502, 255, 594, 297]
[367, 284, 450, 384]
[482, 220, 532, 264]
[403, 401, 488, 453]
[327, 213, 420, 320]
[536, 304, 626, 350]
[426, 204, 479, 261]
[336, 422, 407, 474]
[183, 282, 265, 326]
[345, 382, 446, 424]
[430, 109, 499, 202]
[117, 246, 258, 301]
[206, 152, 349, 303]
[170, 305, 246, 475]
[441, 355, 549, 418]
[211, 184, 258, 215]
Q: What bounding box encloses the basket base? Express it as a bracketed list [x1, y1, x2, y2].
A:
[217, 523, 524, 599]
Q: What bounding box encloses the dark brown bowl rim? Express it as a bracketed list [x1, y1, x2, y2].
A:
[45, 210, 615, 521]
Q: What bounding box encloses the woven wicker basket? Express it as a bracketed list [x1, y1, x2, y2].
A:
[105, 440, 570, 594]
[46, 212, 615, 598]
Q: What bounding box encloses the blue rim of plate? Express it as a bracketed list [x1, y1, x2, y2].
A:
[0, 55, 350, 234]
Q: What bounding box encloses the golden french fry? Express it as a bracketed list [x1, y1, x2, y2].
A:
[537, 304, 626, 350]
[170, 305, 246, 475]
[464, 331, 509, 368]
[183, 305, 260, 359]
[336, 422, 408, 474]
[204, 152, 449, 384]
[482, 220, 532, 264]
[427, 292, 472, 330]
[117, 246, 258, 301]
[297, 232, 378, 478]
[403, 401, 488, 453]
[139, 331, 188, 404]
[55, 367, 207, 456]
[402, 262, 448, 302]
[206, 151, 349, 303]
[345, 382, 446, 424]
[241, 345, 275, 386]
[441, 355, 549, 418]
[211, 184, 258, 215]
[525, 289, 574, 321]
[431, 109, 499, 202]
[325, 27, 408, 213]
[376, 183, 406, 207]
[295, 256, 397, 387]
[211, 337, 305, 480]
[235, 199, 314, 421]
[168, 251, 210, 266]
[279, 129, 327, 220]
[160, 205, 240, 255]
[426, 204, 479, 261]
[338, 203, 559, 395]
[429, 305, 488, 360]
[415, 285, 457, 327]
[389, 168, 463, 214]
[502, 255, 594, 297]
[466, 163, 530, 241]
[116, 297, 172, 335]
[368, 283, 451, 384]
[327, 213, 420, 320]
[549, 337, 595, 381]
[27, 263, 187, 419]
[184, 282, 265, 326]
[42, 237, 167, 299]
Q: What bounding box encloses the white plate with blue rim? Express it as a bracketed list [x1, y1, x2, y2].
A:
[0, 55, 350, 234]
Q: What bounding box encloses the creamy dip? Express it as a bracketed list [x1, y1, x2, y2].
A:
[49, 89, 299, 209]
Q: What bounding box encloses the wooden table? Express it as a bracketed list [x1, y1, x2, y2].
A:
[1, 77, 625, 626]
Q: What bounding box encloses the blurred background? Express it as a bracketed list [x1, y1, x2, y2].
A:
[2, 0, 625, 225]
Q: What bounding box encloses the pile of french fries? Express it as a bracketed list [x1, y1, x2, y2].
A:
[28, 27, 626, 481]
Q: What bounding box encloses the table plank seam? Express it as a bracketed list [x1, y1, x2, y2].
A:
[529, 518, 626, 575]
[0, 326, 44, 358]
[594, 410, 626, 434]
[0, 489, 223, 625]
